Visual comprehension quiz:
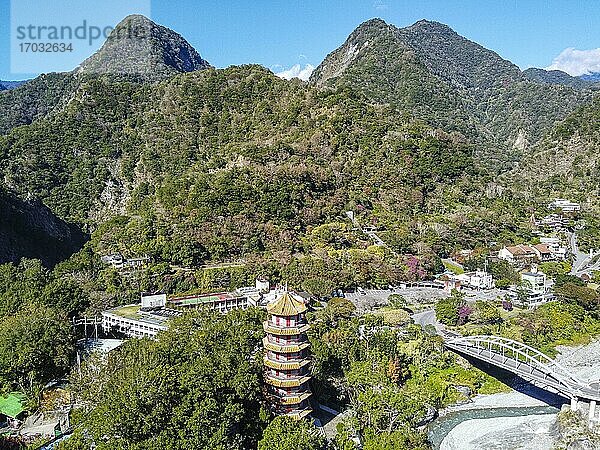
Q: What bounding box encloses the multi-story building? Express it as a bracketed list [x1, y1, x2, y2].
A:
[169, 287, 260, 313]
[548, 199, 581, 213]
[540, 237, 568, 260]
[101, 299, 174, 338]
[498, 244, 539, 264]
[520, 271, 548, 293]
[102, 286, 264, 339]
[263, 291, 312, 420]
[498, 242, 566, 265]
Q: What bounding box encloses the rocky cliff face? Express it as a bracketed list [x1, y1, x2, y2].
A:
[0, 188, 86, 267]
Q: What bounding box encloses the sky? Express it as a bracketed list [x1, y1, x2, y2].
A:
[0, 0, 599, 81]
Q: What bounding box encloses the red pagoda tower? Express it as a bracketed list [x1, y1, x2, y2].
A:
[263, 291, 312, 419]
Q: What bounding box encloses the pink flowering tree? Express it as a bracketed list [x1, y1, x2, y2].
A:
[405, 256, 426, 281]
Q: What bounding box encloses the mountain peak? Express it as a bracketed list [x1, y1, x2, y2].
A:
[78, 14, 211, 79]
[408, 19, 452, 31]
[357, 17, 389, 28]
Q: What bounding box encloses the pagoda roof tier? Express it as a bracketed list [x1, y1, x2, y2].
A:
[265, 374, 311, 388]
[264, 357, 310, 371]
[269, 391, 312, 406]
[286, 408, 312, 420]
[263, 337, 310, 353]
[266, 291, 307, 316]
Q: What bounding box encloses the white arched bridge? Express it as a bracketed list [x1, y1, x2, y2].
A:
[443, 334, 600, 408]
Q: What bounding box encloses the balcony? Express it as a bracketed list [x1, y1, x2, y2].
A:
[264, 356, 310, 371]
[286, 407, 312, 420]
[263, 321, 310, 336]
[269, 391, 312, 405]
[263, 337, 309, 353]
[264, 373, 311, 388]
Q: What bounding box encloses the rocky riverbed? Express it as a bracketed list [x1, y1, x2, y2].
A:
[430, 339, 600, 449]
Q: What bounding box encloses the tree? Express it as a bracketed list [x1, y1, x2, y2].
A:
[42, 277, 89, 318]
[538, 261, 571, 278]
[472, 301, 502, 325]
[258, 416, 325, 450]
[320, 297, 356, 326]
[388, 294, 407, 309]
[381, 309, 411, 327]
[0, 303, 75, 393]
[554, 274, 585, 289]
[555, 283, 599, 313]
[435, 290, 465, 326]
[488, 260, 519, 285]
[362, 429, 429, 450]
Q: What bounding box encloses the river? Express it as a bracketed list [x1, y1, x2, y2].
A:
[428, 339, 600, 449]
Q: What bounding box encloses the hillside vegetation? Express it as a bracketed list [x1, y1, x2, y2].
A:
[311, 19, 593, 169]
[1, 65, 514, 273]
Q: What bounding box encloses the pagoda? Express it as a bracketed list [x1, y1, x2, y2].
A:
[263, 291, 312, 419]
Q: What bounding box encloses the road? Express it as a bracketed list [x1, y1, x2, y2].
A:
[412, 309, 436, 328]
[569, 232, 600, 275]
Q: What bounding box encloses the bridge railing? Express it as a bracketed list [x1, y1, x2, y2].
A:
[447, 335, 585, 387]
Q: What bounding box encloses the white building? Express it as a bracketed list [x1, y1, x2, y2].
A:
[520, 271, 548, 294]
[548, 199, 581, 213]
[452, 270, 494, 290]
[506, 288, 554, 309]
[100, 253, 150, 270]
[141, 293, 167, 309]
[255, 277, 270, 293]
[498, 245, 538, 264]
[101, 304, 172, 338]
[540, 237, 568, 260]
[440, 270, 494, 291]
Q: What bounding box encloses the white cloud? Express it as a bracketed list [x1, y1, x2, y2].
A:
[275, 64, 315, 81]
[545, 48, 600, 76]
[373, 1, 388, 10]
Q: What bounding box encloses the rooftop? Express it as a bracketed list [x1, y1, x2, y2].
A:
[103, 304, 173, 327]
[505, 244, 536, 256]
[266, 291, 307, 316]
[169, 291, 238, 307]
[521, 272, 545, 278]
[0, 393, 26, 419]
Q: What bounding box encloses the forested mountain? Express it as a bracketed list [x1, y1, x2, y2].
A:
[0, 80, 27, 91]
[1, 64, 494, 269]
[523, 68, 599, 89]
[512, 96, 600, 203]
[581, 72, 600, 82]
[311, 19, 594, 168]
[0, 72, 79, 134]
[0, 14, 599, 450]
[0, 15, 210, 136]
